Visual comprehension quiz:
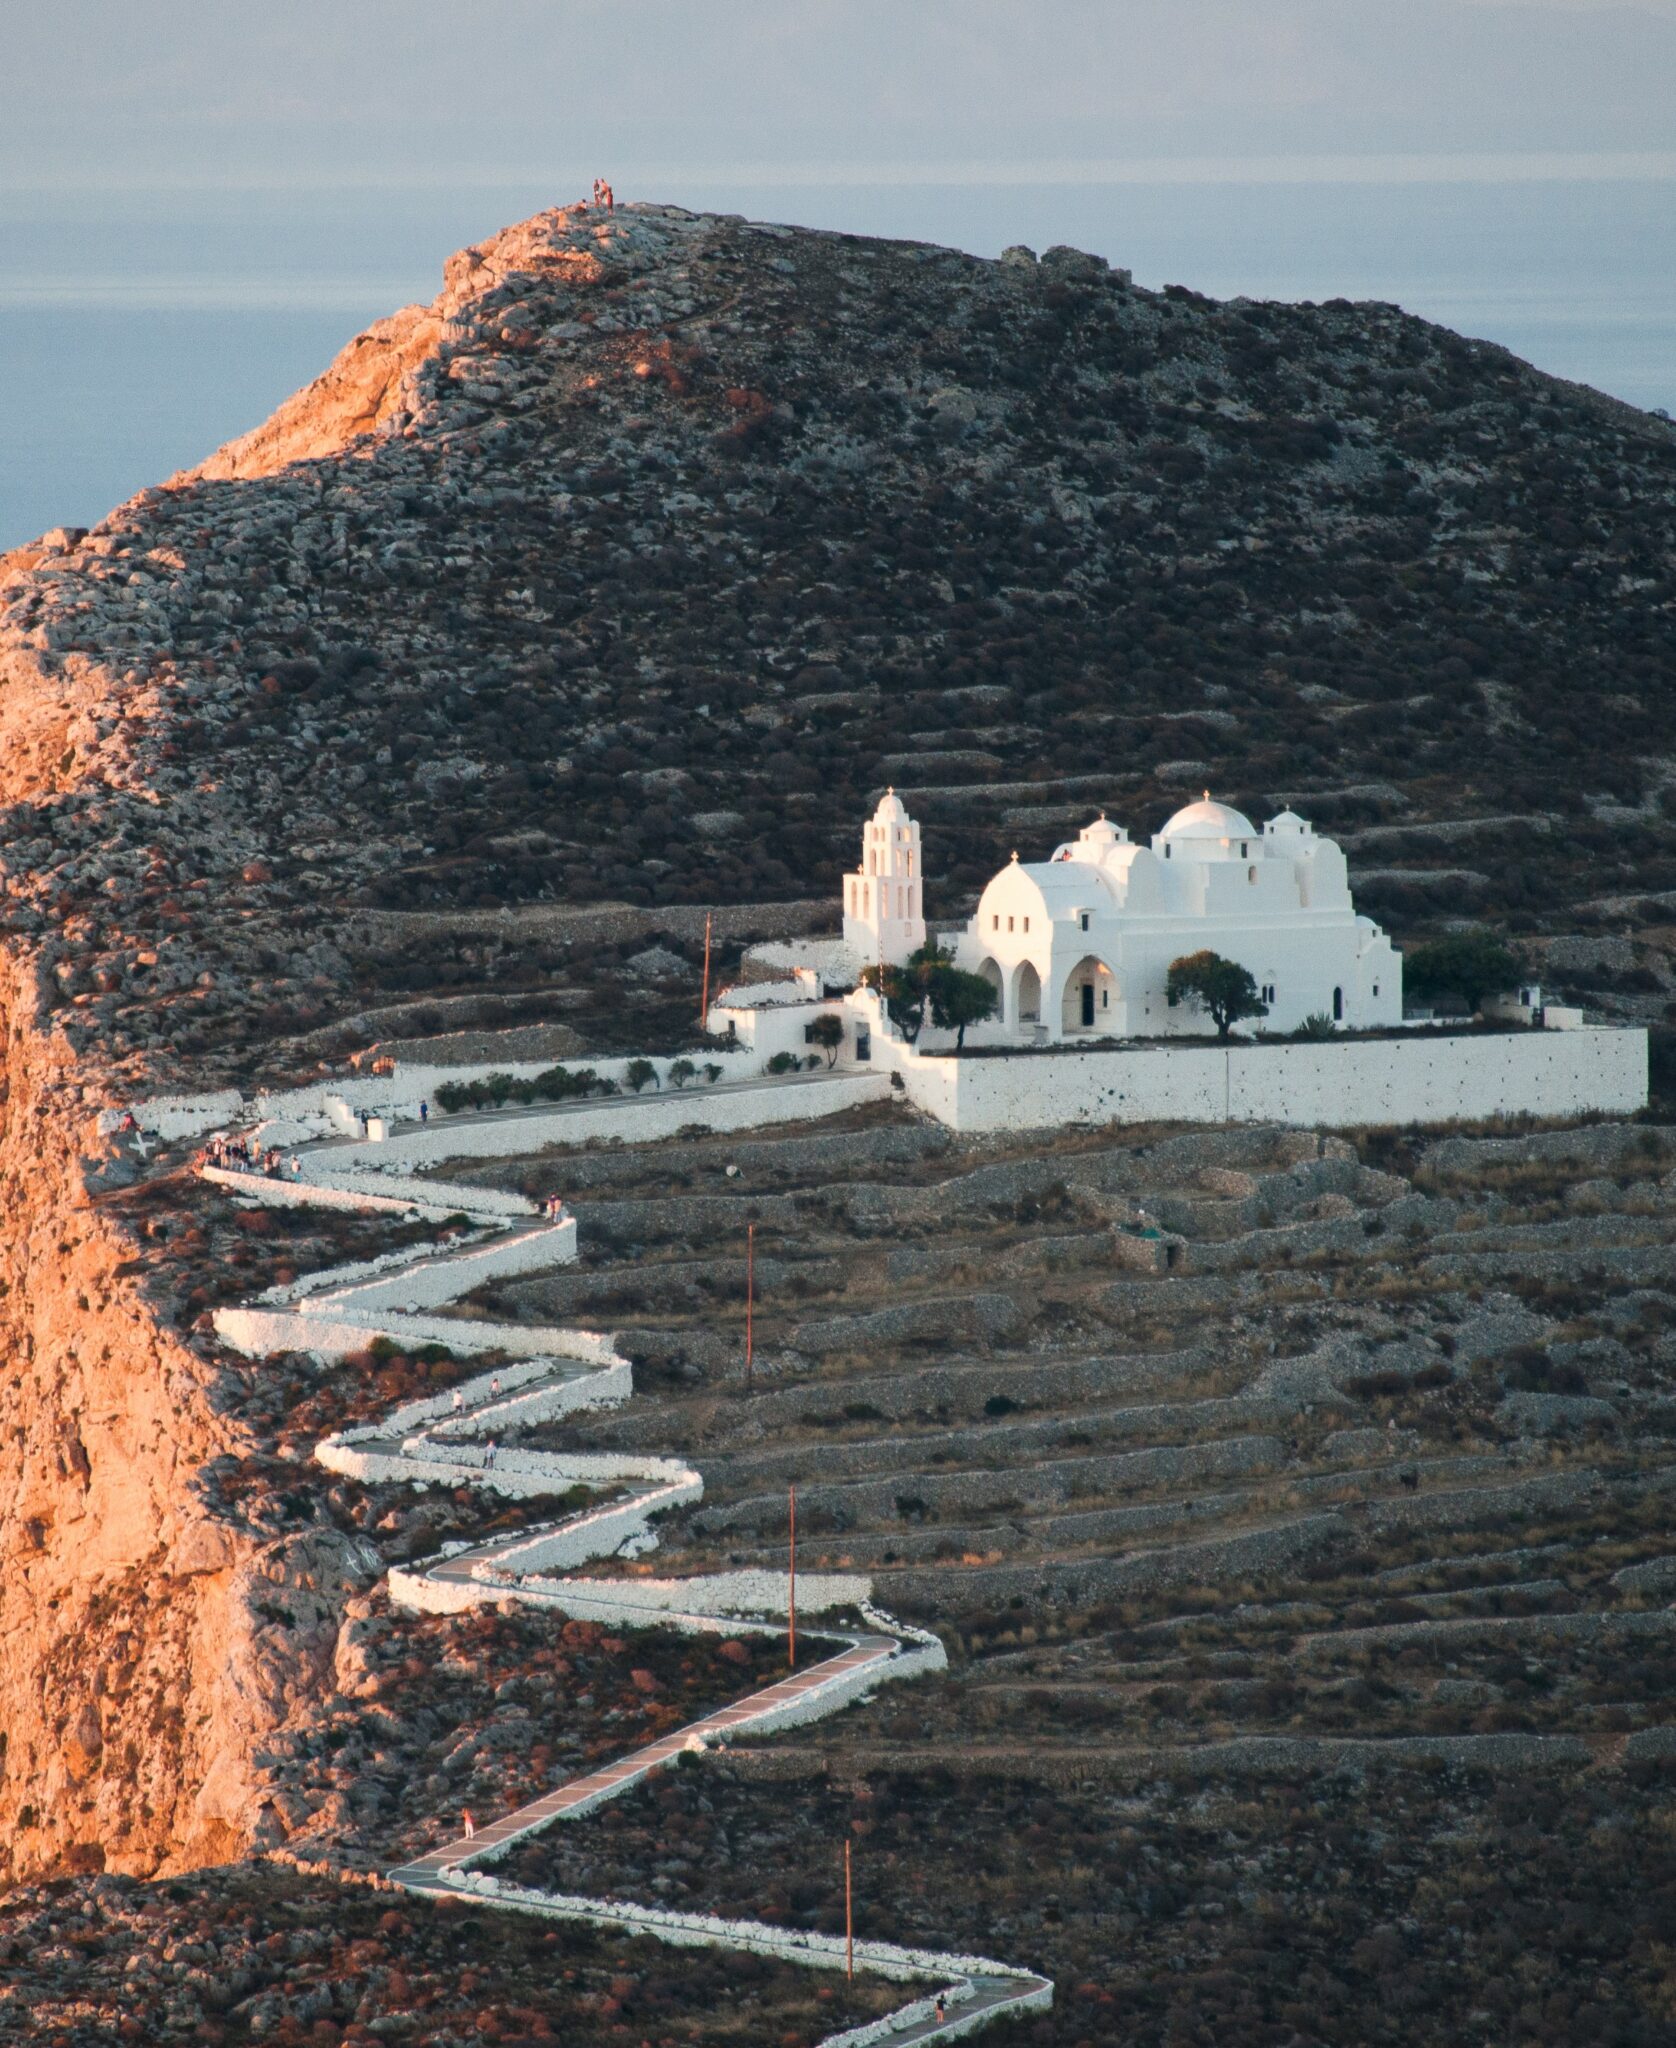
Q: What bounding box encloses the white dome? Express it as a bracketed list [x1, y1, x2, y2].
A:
[1160, 795, 1257, 842]
[873, 787, 909, 823]
[1078, 813, 1123, 846]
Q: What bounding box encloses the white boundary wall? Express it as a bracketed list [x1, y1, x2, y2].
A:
[885, 1025, 1647, 1133]
[312, 1072, 890, 1169]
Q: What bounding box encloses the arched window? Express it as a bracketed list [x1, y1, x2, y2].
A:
[1332, 986, 1344, 1022]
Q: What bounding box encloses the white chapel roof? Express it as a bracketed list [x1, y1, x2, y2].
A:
[1159, 794, 1258, 841]
[873, 787, 909, 823]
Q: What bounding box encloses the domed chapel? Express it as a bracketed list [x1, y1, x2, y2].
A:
[848, 789, 1401, 1045]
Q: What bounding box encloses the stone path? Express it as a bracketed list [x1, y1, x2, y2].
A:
[193, 1126, 1053, 2044]
[393, 1634, 898, 1879]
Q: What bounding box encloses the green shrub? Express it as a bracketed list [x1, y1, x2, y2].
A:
[668, 1058, 698, 1089]
[766, 1051, 800, 1075]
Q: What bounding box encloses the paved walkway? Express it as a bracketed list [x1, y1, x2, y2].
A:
[392, 1634, 897, 1879]
[194, 1114, 1052, 2043]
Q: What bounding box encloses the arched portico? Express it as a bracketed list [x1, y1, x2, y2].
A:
[1060, 954, 1118, 1035]
[1011, 959, 1044, 1032]
[977, 955, 1005, 1027]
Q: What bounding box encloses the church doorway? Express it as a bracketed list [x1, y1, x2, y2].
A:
[1060, 955, 1117, 1035]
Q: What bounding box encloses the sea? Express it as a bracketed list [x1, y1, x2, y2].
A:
[1, 175, 1671, 553]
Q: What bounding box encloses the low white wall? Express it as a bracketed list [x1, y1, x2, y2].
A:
[102, 1088, 242, 1140]
[297, 1162, 535, 1220]
[310, 1219, 575, 1314]
[259, 1226, 514, 1307]
[376, 1349, 623, 1436]
[216, 1302, 614, 1363]
[316, 1073, 891, 1170]
[203, 1165, 455, 1221]
[422, 1874, 1048, 2027]
[253, 1048, 768, 1127]
[895, 1026, 1648, 1133]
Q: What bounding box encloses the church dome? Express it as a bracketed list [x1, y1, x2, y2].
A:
[873, 787, 909, 824]
[1159, 794, 1257, 842]
[1078, 813, 1123, 846]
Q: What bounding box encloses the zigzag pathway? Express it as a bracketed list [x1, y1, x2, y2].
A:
[203, 1118, 1052, 2045]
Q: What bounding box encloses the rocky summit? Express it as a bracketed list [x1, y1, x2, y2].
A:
[1, 200, 1675, 1093]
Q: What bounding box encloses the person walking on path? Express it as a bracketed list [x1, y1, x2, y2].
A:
[483, 1439, 497, 1470]
[934, 1992, 946, 2025]
[461, 1809, 475, 1839]
[452, 1388, 464, 1416]
[419, 1099, 429, 1124]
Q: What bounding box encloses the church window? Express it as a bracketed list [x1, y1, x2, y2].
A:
[1164, 843, 1172, 860]
[1023, 917, 1030, 933]
[1240, 842, 1248, 858]
[1101, 988, 1109, 1009]
[1333, 986, 1344, 1022]
[1007, 915, 1015, 933]
[992, 914, 999, 931]
[1248, 866, 1257, 883]
[1373, 983, 1380, 998]
[1080, 912, 1090, 932]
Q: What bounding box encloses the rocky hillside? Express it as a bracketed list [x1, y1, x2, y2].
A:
[2, 200, 1675, 1095]
[0, 193, 1674, 1920]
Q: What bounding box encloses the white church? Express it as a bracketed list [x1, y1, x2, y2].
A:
[709, 787, 1641, 1128]
[843, 788, 1401, 1043]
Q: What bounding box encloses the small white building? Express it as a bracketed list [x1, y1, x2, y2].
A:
[948, 794, 1402, 1043]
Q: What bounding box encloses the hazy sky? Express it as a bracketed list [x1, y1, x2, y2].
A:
[7, 0, 1674, 193]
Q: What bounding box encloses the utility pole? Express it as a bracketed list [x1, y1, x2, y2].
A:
[788, 1481, 797, 1671]
[699, 912, 712, 1027]
[745, 1221, 754, 1390]
[845, 1836, 853, 1981]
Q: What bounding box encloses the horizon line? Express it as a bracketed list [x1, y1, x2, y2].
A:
[5, 148, 1676, 200]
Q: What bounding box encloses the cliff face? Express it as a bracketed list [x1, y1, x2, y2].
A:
[0, 989, 372, 1884]
[0, 199, 1673, 1883]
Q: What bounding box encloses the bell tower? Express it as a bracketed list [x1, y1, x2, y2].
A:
[843, 788, 926, 968]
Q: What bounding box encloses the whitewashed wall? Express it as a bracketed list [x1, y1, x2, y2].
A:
[319, 1071, 890, 1169]
[201, 1164, 447, 1221]
[215, 1302, 613, 1363]
[308, 1219, 575, 1314]
[890, 1026, 1647, 1134]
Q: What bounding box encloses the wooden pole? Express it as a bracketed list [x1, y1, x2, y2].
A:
[788, 1482, 797, 1671]
[845, 1836, 853, 1980]
[699, 912, 712, 1026]
[745, 1221, 754, 1390]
